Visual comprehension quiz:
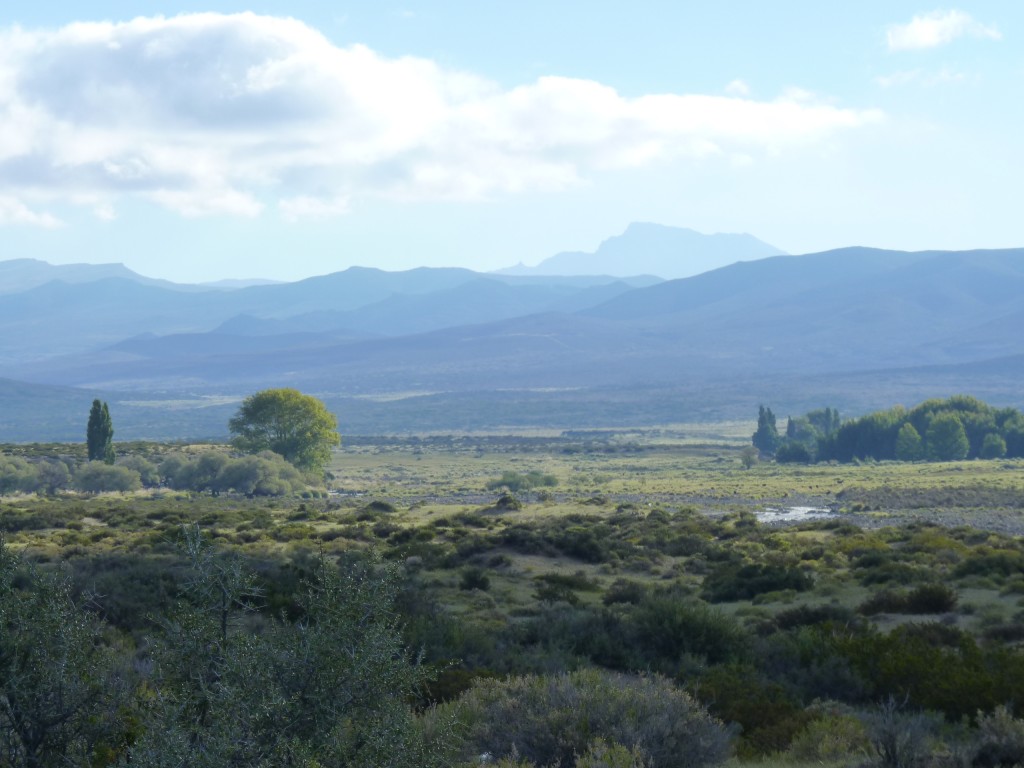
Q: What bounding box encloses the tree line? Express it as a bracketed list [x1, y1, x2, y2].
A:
[0, 388, 341, 497]
[753, 395, 1024, 463]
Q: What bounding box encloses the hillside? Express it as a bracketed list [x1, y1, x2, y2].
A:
[2, 246, 1024, 440]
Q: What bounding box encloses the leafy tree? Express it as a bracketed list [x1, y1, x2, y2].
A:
[86, 399, 114, 464]
[0, 457, 35, 496]
[73, 461, 141, 493]
[828, 406, 906, 462]
[806, 407, 841, 437]
[894, 423, 924, 461]
[35, 459, 71, 495]
[212, 452, 305, 496]
[1003, 413, 1024, 458]
[776, 442, 812, 463]
[752, 406, 780, 456]
[228, 388, 340, 474]
[165, 451, 230, 494]
[739, 446, 759, 469]
[116, 455, 160, 487]
[980, 432, 1007, 460]
[925, 412, 969, 461]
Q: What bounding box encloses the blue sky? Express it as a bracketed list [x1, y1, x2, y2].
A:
[0, 2, 1020, 281]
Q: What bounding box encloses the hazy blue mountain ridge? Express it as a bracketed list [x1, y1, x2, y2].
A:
[3, 243, 1024, 441]
[498, 222, 785, 279]
[0, 258, 198, 294]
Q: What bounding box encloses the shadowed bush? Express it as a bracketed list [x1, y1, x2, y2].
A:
[702, 562, 813, 602]
[439, 669, 732, 768]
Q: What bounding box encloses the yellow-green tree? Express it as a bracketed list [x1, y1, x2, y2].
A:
[228, 388, 339, 474]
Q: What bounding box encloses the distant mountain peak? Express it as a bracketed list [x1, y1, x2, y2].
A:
[496, 223, 785, 280]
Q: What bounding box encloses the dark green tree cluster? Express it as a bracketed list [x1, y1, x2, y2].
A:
[86, 399, 114, 464]
[826, 395, 1024, 462]
[757, 406, 840, 462]
[757, 396, 1024, 463]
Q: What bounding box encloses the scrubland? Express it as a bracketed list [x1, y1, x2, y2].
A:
[3, 429, 1024, 767]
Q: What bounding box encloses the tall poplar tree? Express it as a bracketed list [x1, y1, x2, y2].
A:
[752, 405, 780, 456]
[86, 399, 114, 464]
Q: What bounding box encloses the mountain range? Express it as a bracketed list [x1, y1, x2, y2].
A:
[1, 224, 1023, 441]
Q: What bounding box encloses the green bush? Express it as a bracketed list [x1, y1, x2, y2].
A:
[696, 663, 810, 756]
[575, 739, 651, 768]
[787, 704, 870, 762]
[460, 566, 491, 591]
[632, 593, 749, 666]
[905, 583, 958, 613]
[442, 669, 732, 768]
[702, 563, 813, 602]
[73, 461, 142, 493]
[859, 584, 958, 615]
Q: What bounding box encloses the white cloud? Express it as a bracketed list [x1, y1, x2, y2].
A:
[94, 202, 117, 221]
[0, 13, 884, 224]
[0, 196, 63, 227]
[725, 79, 750, 96]
[279, 194, 351, 221]
[887, 10, 1001, 51]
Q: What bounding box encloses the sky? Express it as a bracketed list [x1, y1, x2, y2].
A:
[0, 1, 1021, 282]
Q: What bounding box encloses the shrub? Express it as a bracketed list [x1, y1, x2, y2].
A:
[575, 739, 651, 768]
[555, 527, 612, 563]
[73, 461, 142, 493]
[905, 583, 958, 613]
[364, 499, 398, 514]
[973, 705, 1024, 768]
[492, 493, 523, 512]
[632, 593, 749, 666]
[702, 563, 813, 602]
[859, 590, 910, 615]
[460, 567, 491, 591]
[696, 664, 810, 756]
[443, 669, 732, 768]
[862, 696, 942, 768]
[0, 537, 126, 765]
[787, 705, 870, 762]
[859, 584, 958, 616]
[603, 579, 648, 606]
[955, 553, 1024, 580]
